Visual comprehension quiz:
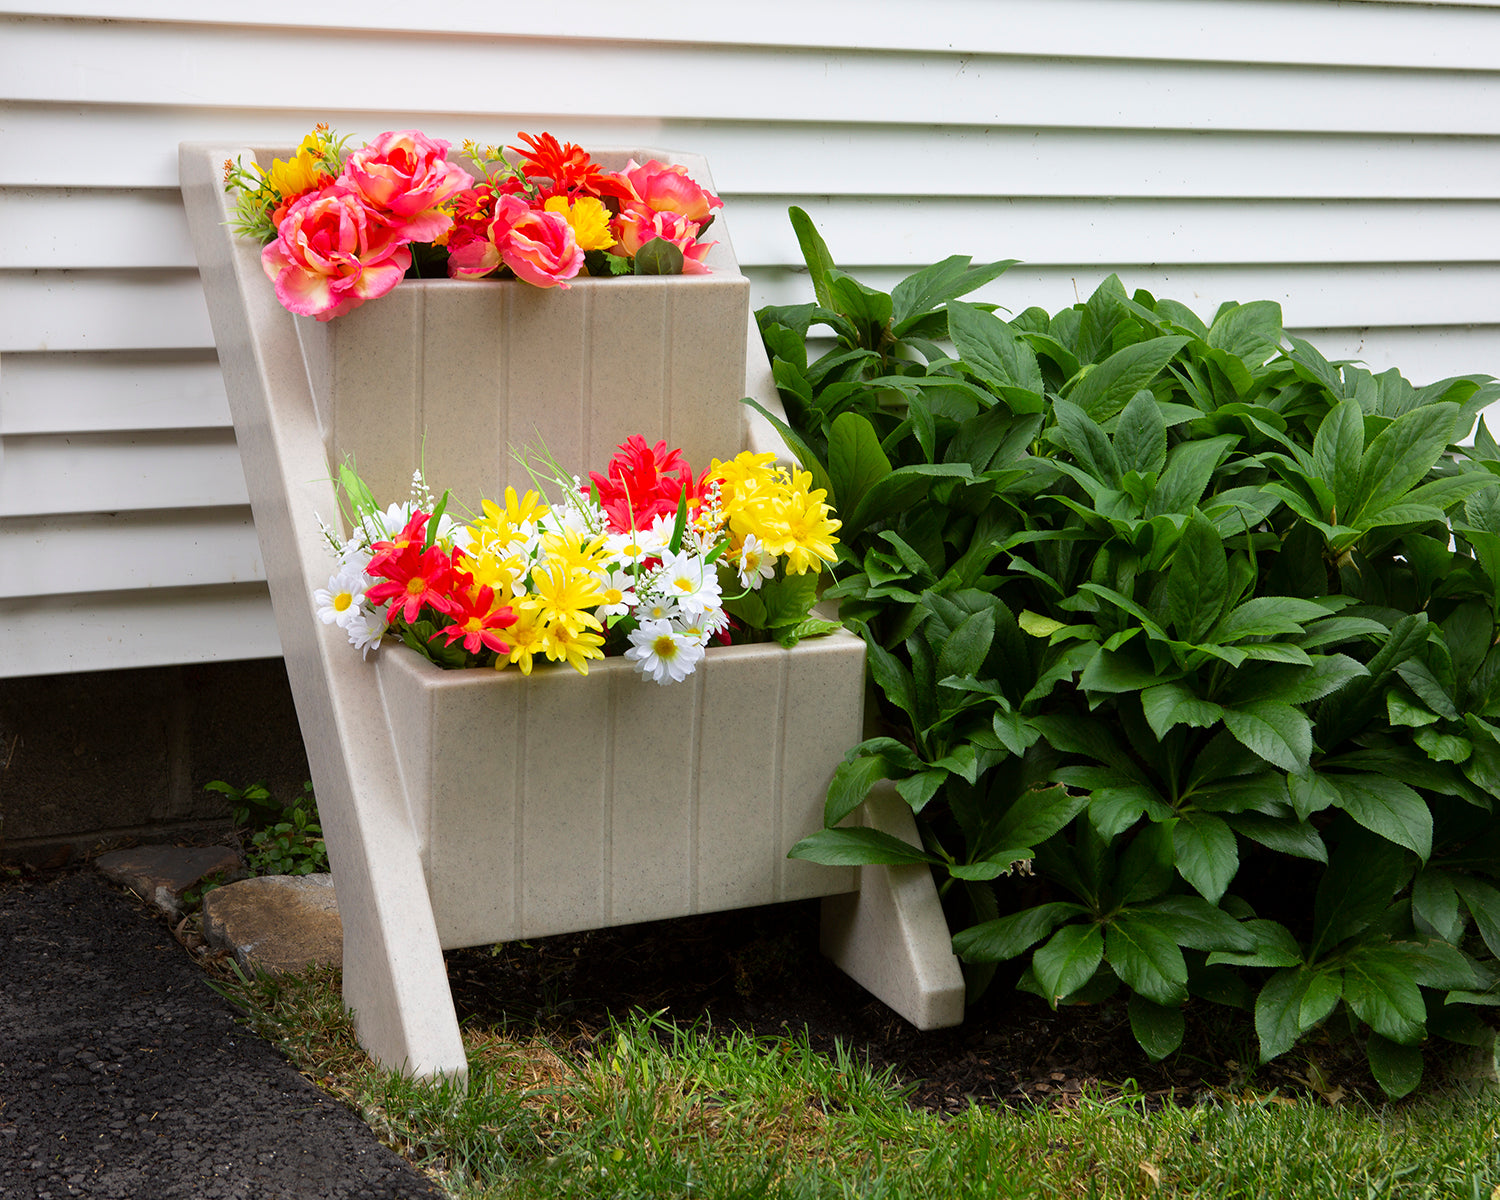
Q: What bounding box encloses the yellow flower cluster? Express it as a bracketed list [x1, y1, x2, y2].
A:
[708, 451, 841, 577]
[463, 487, 608, 674]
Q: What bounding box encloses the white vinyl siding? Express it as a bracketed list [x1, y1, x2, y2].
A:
[3, 1, 1500, 676]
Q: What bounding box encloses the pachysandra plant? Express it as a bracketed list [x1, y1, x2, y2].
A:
[223, 125, 724, 320]
[768, 206, 1500, 1097]
[313, 436, 843, 685]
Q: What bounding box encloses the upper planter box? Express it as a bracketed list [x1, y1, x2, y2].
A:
[276, 146, 751, 506]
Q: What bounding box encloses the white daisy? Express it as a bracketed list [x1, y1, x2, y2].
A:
[735, 534, 778, 590]
[313, 563, 372, 630]
[657, 550, 721, 616]
[595, 566, 638, 619]
[625, 618, 705, 685]
[345, 606, 389, 659]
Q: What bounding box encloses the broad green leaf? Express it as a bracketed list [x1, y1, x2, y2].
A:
[951, 901, 1086, 962]
[992, 783, 1089, 851]
[1148, 435, 1239, 517]
[1299, 969, 1343, 1031]
[1330, 774, 1433, 860]
[1312, 399, 1363, 521]
[787, 827, 941, 868]
[1113, 389, 1168, 477]
[1411, 868, 1464, 944]
[1223, 812, 1327, 863]
[1052, 399, 1120, 485]
[632, 236, 685, 275]
[947, 300, 1044, 393]
[1106, 915, 1189, 1006]
[1209, 918, 1304, 969]
[1221, 702, 1313, 773]
[1167, 511, 1230, 643]
[827, 411, 891, 522]
[1128, 994, 1185, 1061]
[787, 206, 837, 311]
[1342, 948, 1428, 1045]
[892, 257, 1017, 331]
[948, 851, 1036, 881]
[1134, 895, 1255, 952]
[1206, 299, 1283, 367]
[1348, 402, 1458, 524]
[1214, 596, 1331, 642]
[1081, 647, 1177, 696]
[1067, 335, 1189, 422]
[1454, 876, 1500, 960]
[1413, 729, 1472, 763]
[894, 769, 947, 812]
[1255, 967, 1312, 1062]
[825, 753, 896, 827]
[1088, 786, 1174, 838]
[1312, 832, 1404, 956]
[1033, 923, 1105, 1008]
[1172, 812, 1239, 903]
[1141, 682, 1224, 740]
[936, 609, 996, 682]
[1366, 1033, 1424, 1100]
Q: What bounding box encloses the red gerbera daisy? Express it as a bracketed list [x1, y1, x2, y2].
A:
[508, 131, 632, 202]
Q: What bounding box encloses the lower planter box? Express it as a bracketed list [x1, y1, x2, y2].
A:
[375, 633, 865, 949]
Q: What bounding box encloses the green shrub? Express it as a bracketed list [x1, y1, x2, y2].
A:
[205, 778, 330, 877]
[767, 208, 1500, 1097]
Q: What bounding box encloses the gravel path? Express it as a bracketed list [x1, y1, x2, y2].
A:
[0, 870, 441, 1200]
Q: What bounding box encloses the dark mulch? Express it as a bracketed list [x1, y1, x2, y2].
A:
[443, 898, 1385, 1113]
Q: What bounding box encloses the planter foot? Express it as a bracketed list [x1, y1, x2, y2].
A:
[819, 783, 965, 1030]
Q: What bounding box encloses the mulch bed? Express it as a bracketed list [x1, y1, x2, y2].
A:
[441, 898, 1386, 1113]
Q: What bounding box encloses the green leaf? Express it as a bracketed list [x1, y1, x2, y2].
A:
[1206, 299, 1283, 366]
[1366, 1033, 1423, 1100]
[892, 258, 1018, 332]
[1312, 832, 1404, 956]
[1052, 399, 1120, 485]
[992, 783, 1089, 851]
[1329, 774, 1433, 860]
[632, 237, 685, 275]
[1106, 915, 1189, 1006]
[937, 609, 996, 681]
[827, 411, 891, 523]
[1209, 919, 1304, 969]
[1067, 336, 1190, 422]
[740, 398, 833, 501]
[952, 902, 1087, 963]
[1223, 812, 1327, 863]
[1148, 435, 1238, 517]
[824, 753, 895, 827]
[1172, 812, 1239, 903]
[1453, 876, 1500, 960]
[1128, 994, 1185, 1061]
[1255, 968, 1311, 1062]
[1141, 682, 1225, 740]
[1112, 389, 1168, 477]
[1299, 969, 1343, 1031]
[1411, 868, 1464, 944]
[1134, 895, 1255, 952]
[787, 827, 941, 868]
[1312, 399, 1363, 521]
[947, 301, 1044, 393]
[1221, 702, 1313, 773]
[1343, 948, 1428, 1045]
[1349, 402, 1458, 524]
[1167, 511, 1230, 643]
[787, 206, 837, 311]
[1033, 923, 1105, 1008]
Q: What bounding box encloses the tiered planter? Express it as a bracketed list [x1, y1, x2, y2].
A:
[180, 140, 964, 1079]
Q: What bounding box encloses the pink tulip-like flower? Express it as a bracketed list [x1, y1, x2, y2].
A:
[260, 185, 412, 321]
[338, 129, 474, 243]
[612, 207, 714, 274]
[501, 206, 584, 289]
[612, 159, 723, 225]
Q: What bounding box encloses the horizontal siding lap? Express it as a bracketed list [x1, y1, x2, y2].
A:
[4, 8, 1500, 674]
[0, 584, 281, 677]
[7, 19, 1500, 135]
[0, 508, 263, 598]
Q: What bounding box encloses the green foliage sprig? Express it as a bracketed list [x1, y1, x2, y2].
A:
[769, 207, 1500, 1097]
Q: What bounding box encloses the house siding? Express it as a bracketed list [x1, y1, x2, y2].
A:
[3, 1, 1499, 675]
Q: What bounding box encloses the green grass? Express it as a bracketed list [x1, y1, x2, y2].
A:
[219, 966, 1500, 1199]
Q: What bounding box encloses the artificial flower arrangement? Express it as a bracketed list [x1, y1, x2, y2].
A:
[223, 125, 725, 321]
[313, 436, 843, 685]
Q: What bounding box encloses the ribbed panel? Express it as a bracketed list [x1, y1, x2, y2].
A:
[375, 635, 863, 950]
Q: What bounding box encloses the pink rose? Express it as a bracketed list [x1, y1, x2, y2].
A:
[612, 207, 714, 274]
[261, 185, 412, 321]
[338, 130, 474, 243]
[501, 205, 584, 289]
[611, 159, 723, 225]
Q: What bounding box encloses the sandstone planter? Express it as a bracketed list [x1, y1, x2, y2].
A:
[180, 139, 965, 1081]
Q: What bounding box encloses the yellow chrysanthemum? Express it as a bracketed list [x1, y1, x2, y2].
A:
[709, 451, 779, 508]
[502, 604, 549, 676]
[469, 488, 549, 550]
[543, 195, 616, 252]
[761, 470, 840, 575]
[541, 622, 606, 674]
[539, 530, 611, 576]
[459, 543, 525, 595]
[526, 563, 606, 636]
[264, 133, 329, 201]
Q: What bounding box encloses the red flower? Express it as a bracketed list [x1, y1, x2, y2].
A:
[366, 534, 460, 624]
[429, 583, 517, 655]
[587, 435, 699, 533]
[509, 131, 632, 202]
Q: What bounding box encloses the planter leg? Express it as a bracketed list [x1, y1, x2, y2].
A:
[819, 782, 965, 1030]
